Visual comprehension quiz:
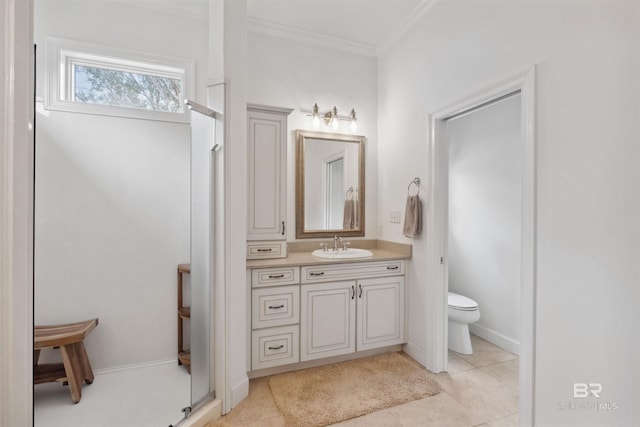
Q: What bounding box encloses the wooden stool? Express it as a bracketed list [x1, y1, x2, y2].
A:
[34, 318, 98, 403]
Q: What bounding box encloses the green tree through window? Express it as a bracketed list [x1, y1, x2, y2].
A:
[74, 65, 182, 112]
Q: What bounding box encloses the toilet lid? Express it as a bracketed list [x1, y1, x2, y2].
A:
[448, 292, 478, 310]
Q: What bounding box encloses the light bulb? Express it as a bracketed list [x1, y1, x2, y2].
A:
[331, 106, 339, 128]
[349, 109, 357, 132]
[311, 103, 320, 129]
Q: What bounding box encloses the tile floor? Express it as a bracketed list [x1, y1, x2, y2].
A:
[215, 335, 519, 427]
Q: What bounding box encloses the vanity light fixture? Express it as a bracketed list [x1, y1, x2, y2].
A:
[308, 103, 358, 132]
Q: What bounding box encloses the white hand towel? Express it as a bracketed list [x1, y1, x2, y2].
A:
[343, 199, 355, 229]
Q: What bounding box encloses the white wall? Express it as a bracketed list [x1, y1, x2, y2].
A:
[221, 0, 250, 410]
[447, 94, 521, 354]
[34, 0, 209, 370]
[247, 31, 378, 241]
[1, 0, 35, 424]
[378, 1, 639, 425]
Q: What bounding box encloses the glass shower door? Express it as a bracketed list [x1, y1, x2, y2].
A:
[188, 98, 222, 412]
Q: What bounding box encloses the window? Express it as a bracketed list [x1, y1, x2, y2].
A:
[46, 37, 194, 123]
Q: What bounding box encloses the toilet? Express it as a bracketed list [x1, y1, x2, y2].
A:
[447, 292, 480, 354]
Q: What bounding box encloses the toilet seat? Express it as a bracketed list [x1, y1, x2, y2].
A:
[448, 292, 478, 311]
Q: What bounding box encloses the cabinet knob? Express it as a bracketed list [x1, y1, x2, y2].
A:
[268, 274, 285, 279]
[268, 305, 285, 310]
[386, 265, 399, 270]
[309, 272, 325, 277]
[268, 345, 284, 350]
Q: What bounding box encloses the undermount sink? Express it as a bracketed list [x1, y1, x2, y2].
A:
[311, 248, 374, 259]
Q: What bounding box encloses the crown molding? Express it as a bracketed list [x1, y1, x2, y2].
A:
[247, 17, 377, 58]
[376, 0, 441, 56]
[106, 0, 209, 23]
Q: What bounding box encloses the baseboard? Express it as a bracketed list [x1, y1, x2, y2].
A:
[94, 357, 178, 376]
[402, 341, 426, 367]
[469, 323, 520, 355]
[231, 376, 249, 408]
[176, 398, 222, 427]
[247, 345, 403, 379]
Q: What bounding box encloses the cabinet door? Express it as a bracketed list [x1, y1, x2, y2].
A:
[247, 110, 287, 240]
[357, 276, 405, 351]
[301, 281, 356, 361]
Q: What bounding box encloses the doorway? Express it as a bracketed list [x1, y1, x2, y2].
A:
[427, 69, 536, 425]
[446, 93, 522, 355]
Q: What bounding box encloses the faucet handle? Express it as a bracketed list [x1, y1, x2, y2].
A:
[342, 241, 351, 251]
[319, 242, 328, 252]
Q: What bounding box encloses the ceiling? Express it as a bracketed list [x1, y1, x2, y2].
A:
[247, 0, 427, 49]
[110, 0, 431, 54]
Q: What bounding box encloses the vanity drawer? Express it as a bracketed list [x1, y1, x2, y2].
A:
[252, 286, 300, 329]
[247, 241, 287, 260]
[252, 325, 299, 370]
[301, 260, 404, 283]
[252, 266, 300, 288]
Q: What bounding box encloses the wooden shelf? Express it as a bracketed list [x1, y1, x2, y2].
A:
[34, 363, 67, 384]
[178, 263, 191, 374]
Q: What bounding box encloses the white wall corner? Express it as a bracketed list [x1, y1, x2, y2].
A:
[403, 341, 426, 367]
[376, 0, 442, 56]
[231, 376, 250, 408]
[221, 0, 249, 415]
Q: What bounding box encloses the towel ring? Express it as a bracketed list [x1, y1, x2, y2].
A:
[345, 186, 354, 199]
[407, 177, 421, 196]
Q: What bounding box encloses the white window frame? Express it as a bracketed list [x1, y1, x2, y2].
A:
[45, 37, 195, 123]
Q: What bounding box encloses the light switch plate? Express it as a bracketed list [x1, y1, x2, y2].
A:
[390, 210, 401, 223]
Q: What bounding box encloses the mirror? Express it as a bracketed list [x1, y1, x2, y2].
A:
[295, 130, 365, 238]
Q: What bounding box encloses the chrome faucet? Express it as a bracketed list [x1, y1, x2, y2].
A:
[333, 235, 341, 251]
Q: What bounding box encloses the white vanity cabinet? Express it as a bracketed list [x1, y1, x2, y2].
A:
[249, 259, 406, 373]
[300, 260, 405, 362]
[250, 266, 300, 370]
[246, 104, 293, 259]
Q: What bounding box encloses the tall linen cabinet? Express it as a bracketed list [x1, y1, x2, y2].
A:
[246, 104, 293, 259]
